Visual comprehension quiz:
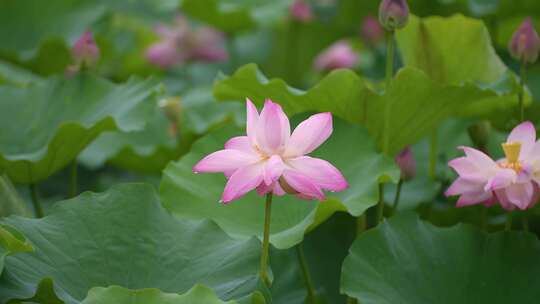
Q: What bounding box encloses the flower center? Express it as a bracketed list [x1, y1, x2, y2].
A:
[500, 142, 522, 172]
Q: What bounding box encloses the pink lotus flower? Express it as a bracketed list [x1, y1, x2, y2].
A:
[509, 17, 540, 63]
[446, 121, 540, 210]
[314, 41, 358, 71]
[193, 99, 348, 203]
[146, 16, 228, 68]
[289, 0, 314, 23]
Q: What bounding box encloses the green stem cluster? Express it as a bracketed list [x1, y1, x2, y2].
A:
[518, 62, 527, 122]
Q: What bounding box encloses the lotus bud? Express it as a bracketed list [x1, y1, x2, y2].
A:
[289, 0, 314, 23]
[314, 41, 359, 71]
[159, 97, 182, 136]
[71, 31, 100, 67]
[361, 16, 385, 45]
[509, 17, 540, 63]
[395, 147, 416, 181]
[467, 121, 491, 152]
[378, 0, 409, 31]
[146, 41, 182, 68]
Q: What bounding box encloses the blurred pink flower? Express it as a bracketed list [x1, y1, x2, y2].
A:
[361, 16, 385, 45]
[509, 17, 540, 63]
[446, 122, 540, 210]
[146, 16, 228, 68]
[193, 99, 348, 203]
[395, 147, 416, 181]
[289, 0, 314, 23]
[71, 31, 100, 67]
[314, 41, 358, 71]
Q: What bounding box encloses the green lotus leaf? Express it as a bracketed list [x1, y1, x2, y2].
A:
[81, 285, 240, 304]
[79, 87, 242, 173]
[341, 213, 540, 303]
[397, 14, 506, 85]
[0, 74, 161, 183]
[0, 224, 33, 274]
[0, 183, 264, 303]
[159, 117, 399, 249]
[214, 64, 517, 156]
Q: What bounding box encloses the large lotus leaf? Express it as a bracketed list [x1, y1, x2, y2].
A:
[340, 213, 540, 303]
[81, 285, 237, 304]
[0, 74, 160, 183]
[0, 60, 42, 87]
[0, 224, 32, 274]
[0, 183, 264, 304]
[214, 64, 517, 155]
[159, 117, 398, 249]
[396, 14, 506, 85]
[79, 87, 242, 173]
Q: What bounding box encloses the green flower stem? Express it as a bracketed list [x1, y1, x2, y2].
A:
[226, 34, 237, 70]
[377, 183, 385, 224]
[385, 30, 395, 89]
[296, 244, 316, 303]
[391, 178, 403, 214]
[519, 61, 527, 122]
[69, 160, 78, 198]
[356, 213, 367, 235]
[505, 213, 513, 231]
[259, 193, 273, 287]
[29, 184, 44, 218]
[428, 129, 438, 180]
[522, 215, 529, 232]
[480, 207, 488, 232]
[346, 297, 358, 304]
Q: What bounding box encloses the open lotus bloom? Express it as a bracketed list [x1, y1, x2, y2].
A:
[193, 99, 348, 203]
[446, 122, 540, 210]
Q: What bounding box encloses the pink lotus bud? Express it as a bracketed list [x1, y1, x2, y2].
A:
[314, 41, 359, 71]
[395, 147, 416, 181]
[189, 28, 229, 62]
[71, 31, 100, 67]
[289, 0, 314, 23]
[378, 0, 409, 31]
[146, 41, 182, 68]
[361, 16, 385, 45]
[509, 17, 540, 63]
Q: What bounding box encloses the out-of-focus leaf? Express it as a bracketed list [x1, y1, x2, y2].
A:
[79, 87, 242, 173]
[81, 285, 239, 304]
[0, 224, 33, 273]
[0, 184, 264, 303]
[0, 175, 30, 217]
[180, 0, 290, 33]
[0, 74, 161, 183]
[341, 213, 540, 303]
[214, 64, 517, 155]
[159, 118, 398, 249]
